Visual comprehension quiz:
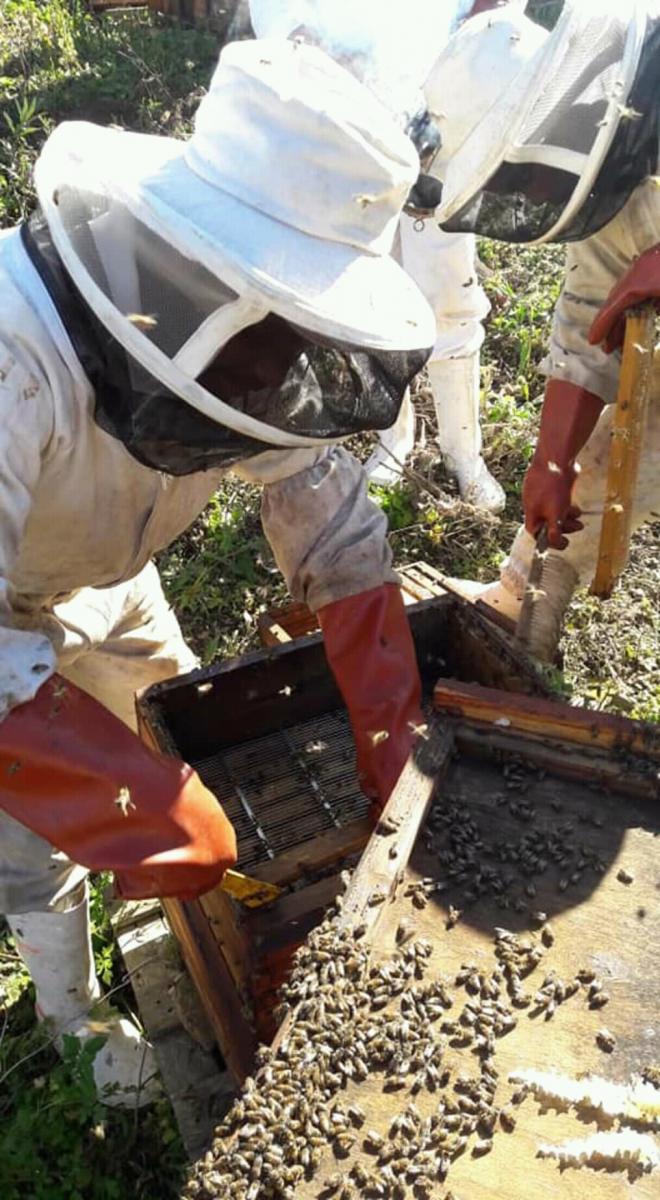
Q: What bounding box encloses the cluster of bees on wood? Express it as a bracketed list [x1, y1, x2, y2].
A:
[183, 759, 650, 1199]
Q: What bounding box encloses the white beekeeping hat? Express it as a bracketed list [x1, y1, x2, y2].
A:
[425, 0, 648, 244]
[33, 39, 434, 468]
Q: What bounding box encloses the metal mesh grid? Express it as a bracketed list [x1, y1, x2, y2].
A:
[193, 709, 369, 870]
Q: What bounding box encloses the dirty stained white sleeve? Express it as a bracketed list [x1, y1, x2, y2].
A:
[542, 178, 660, 405]
[0, 344, 57, 720]
[236, 446, 397, 611]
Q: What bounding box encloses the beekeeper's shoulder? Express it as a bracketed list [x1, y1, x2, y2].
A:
[0, 227, 81, 449]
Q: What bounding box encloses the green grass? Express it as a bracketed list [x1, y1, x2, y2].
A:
[0, 883, 187, 1200]
[0, 0, 218, 222]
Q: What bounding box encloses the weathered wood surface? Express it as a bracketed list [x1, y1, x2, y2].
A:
[592, 307, 657, 599]
[272, 721, 455, 1057]
[248, 817, 371, 886]
[162, 896, 257, 1082]
[434, 678, 660, 763]
[112, 902, 234, 1158]
[287, 748, 659, 1200]
[336, 723, 454, 937]
[453, 723, 660, 801]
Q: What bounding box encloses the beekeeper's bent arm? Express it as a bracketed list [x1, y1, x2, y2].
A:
[236, 446, 424, 813]
[530, 181, 660, 548]
[0, 344, 237, 901]
[0, 346, 58, 716]
[236, 445, 398, 610]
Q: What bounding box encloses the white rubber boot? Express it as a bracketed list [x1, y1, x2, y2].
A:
[364, 389, 415, 485]
[429, 357, 506, 513]
[7, 887, 159, 1108]
[447, 576, 524, 624]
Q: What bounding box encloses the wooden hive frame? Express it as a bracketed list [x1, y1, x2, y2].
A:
[137, 577, 551, 1083]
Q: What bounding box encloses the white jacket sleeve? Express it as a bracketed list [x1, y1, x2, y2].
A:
[0, 342, 57, 720]
[233, 446, 398, 611]
[542, 178, 660, 405]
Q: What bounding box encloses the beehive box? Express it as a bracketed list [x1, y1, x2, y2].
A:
[183, 680, 660, 1200]
[137, 580, 549, 1082]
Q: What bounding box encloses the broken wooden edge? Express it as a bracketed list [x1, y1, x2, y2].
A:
[433, 679, 660, 765]
[162, 897, 258, 1083]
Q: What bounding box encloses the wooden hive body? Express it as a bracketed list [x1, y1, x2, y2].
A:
[137, 572, 550, 1081]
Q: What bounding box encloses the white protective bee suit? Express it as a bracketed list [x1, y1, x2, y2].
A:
[0, 40, 434, 1104]
[478, 182, 660, 646]
[249, 0, 506, 511]
[424, 0, 660, 656]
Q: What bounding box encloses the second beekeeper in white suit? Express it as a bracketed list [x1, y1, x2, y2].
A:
[250, 0, 508, 511]
[426, 0, 660, 657]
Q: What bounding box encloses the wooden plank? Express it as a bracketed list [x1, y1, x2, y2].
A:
[272, 719, 454, 1054]
[115, 912, 184, 1040]
[247, 817, 371, 886]
[110, 896, 163, 932]
[285, 751, 659, 1200]
[453, 724, 660, 801]
[162, 897, 257, 1084]
[150, 1029, 234, 1159]
[397, 564, 439, 602]
[249, 874, 343, 941]
[198, 887, 254, 999]
[592, 307, 657, 598]
[258, 602, 314, 646]
[434, 678, 660, 763]
[256, 564, 447, 648]
[112, 906, 234, 1158]
[335, 723, 454, 938]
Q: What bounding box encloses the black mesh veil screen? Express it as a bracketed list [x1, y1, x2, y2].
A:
[23, 212, 429, 475]
[441, 16, 660, 246]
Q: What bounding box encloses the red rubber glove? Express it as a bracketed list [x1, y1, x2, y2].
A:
[0, 675, 237, 901]
[523, 379, 604, 549]
[317, 584, 423, 816]
[588, 244, 660, 354]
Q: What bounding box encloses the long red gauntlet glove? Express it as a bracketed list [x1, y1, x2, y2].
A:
[317, 584, 423, 816]
[0, 675, 237, 900]
[589, 243, 660, 354]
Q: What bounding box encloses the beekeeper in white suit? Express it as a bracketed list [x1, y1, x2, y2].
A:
[425, 0, 660, 658]
[0, 39, 436, 1104]
[250, 0, 507, 511]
